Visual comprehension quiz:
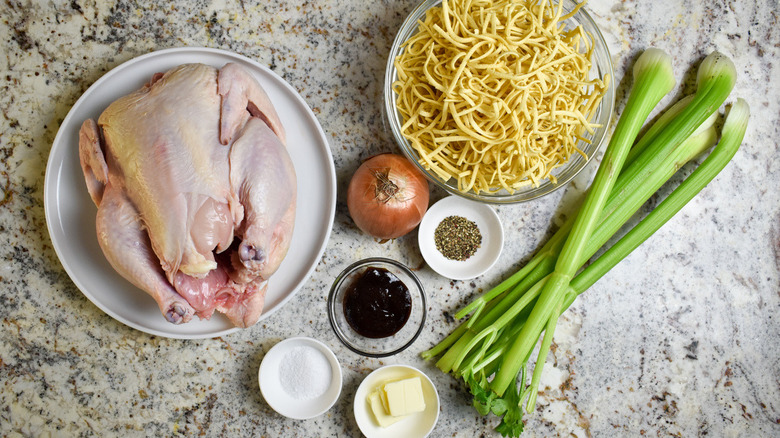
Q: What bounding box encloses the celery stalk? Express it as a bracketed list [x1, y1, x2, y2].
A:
[440, 120, 718, 380]
[441, 52, 732, 340]
[490, 51, 737, 397]
[524, 110, 745, 415]
[425, 106, 719, 375]
[625, 95, 693, 165]
[422, 50, 746, 438]
[523, 120, 721, 413]
[568, 99, 749, 299]
[603, 51, 737, 229]
[491, 48, 677, 396]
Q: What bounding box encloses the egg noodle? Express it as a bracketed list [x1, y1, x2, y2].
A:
[393, 0, 609, 194]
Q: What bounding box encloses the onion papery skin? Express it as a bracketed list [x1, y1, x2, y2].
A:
[347, 153, 430, 240]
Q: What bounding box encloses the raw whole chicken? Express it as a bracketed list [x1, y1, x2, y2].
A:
[78, 63, 296, 328]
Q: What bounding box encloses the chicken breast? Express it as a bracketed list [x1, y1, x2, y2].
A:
[78, 63, 296, 328]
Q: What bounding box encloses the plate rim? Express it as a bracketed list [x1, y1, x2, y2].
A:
[44, 46, 337, 339]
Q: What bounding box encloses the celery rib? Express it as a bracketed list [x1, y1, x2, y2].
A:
[491, 48, 677, 396]
[568, 99, 749, 298]
[420, 51, 747, 438]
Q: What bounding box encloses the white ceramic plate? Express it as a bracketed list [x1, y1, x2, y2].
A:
[44, 47, 336, 339]
[259, 337, 342, 420]
[354, 364, 439, 438]
[418, 196, 504, 280]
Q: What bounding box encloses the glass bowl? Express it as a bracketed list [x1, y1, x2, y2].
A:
[384, 0, 615, 204]
[327, 258, 426, 357]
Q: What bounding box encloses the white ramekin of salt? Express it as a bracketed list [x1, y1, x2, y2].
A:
[259, 337, 342, 419]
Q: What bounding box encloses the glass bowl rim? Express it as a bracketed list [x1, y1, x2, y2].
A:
[327, 257, 427, 358]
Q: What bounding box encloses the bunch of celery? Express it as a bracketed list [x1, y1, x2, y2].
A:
[421, 49, 750, 437]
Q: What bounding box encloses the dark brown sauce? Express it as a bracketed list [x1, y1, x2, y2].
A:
[343, 267, 412, 338]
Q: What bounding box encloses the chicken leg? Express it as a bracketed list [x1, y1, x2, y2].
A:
[96, 183, 196, 324]
[229, 117, 297, 283]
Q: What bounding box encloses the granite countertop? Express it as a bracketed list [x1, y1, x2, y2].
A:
[1, 0, 778, 436]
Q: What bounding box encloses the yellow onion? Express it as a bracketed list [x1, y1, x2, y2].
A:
[347, 153, 430, 239]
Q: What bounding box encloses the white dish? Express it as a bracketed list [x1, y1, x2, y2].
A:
[354, 364, 439, 438]
[259, 337, 342, 420]
[418, 196, 503, 280]
[43, 47, 336, 339]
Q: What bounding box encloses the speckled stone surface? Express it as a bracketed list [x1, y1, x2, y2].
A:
[1, 0, 778, 437]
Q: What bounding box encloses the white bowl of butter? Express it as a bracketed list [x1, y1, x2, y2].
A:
[354, 364, 439, 438]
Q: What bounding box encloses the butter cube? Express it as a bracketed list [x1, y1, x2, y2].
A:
[368, 390, 406, 427]
[382, 376, 426, 417]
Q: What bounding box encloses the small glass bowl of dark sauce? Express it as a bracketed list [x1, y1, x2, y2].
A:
[327, 258, 426, 357]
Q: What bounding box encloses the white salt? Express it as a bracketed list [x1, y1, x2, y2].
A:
[279, 345, 332, 400]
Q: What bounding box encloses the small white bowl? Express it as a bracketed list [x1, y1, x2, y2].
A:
[418, 196, 504, 280]
[354, 365, 439, 438]
[258, 337, 342, 419]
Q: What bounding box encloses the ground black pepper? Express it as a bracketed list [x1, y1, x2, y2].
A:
[434, 215, 482, 261]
